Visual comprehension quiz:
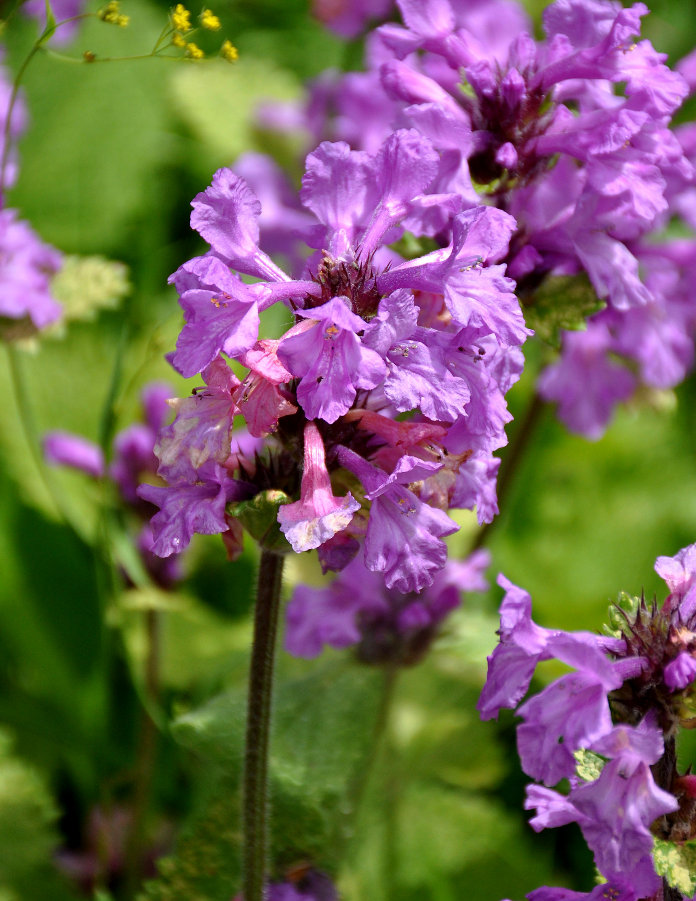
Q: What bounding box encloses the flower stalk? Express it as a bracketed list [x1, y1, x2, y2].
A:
[242, 548, 285, 901]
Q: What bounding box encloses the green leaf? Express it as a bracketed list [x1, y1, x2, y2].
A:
[523, 274, 605, 348]
[0, 729, 78, 899]
[573, 748, 606, 783]
[156, 661, 385, 895]
[37, 0, 57, 45]
[139, 774, 242, 901]
[0, 730, 57, 883]
[50, 255, 130, 326]
[653, 838, 696, 896]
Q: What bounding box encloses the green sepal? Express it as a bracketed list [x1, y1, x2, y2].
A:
[653, 838, 696, 896]
[523, 275, 605, 348]
[36, 1, 57, 45]
[227, 489, 292, 553]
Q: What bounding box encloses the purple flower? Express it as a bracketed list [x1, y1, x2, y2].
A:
[527, 722, 676, 897]
[0, 208, 62, 336]
[138, 463, 245, 558]
[664, 651, 696, 692]
[154, 129, 524, 577]
[537, 323, 636, 440]
[278, 421, 360, 552]
[528, 880, 638, 901]
[167, 255, 261, 379]
[516, 670, 617, 785]
[0, 62, 27, 192]
[311, 0, 394, 37]
[655, 541, 696, 619]
[234, 868, 338, 901]
[285, 551, 489, 664]
[278, 298, 386, 423]
[44, 432, 105, 479]
[338, 446, 459, 593]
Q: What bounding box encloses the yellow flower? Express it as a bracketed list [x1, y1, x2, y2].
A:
[220, 39, 238, 62]
[185, 41, 204, 59]
[171, 3, 191, 33]
[98, 0, 128, 25]
[200, 9, 221, 30]
[171, 32, 186, 47]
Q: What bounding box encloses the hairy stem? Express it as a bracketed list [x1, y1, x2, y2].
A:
[242, 549, 285, 901]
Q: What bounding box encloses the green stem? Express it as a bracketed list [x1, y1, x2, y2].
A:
[1, 43, 40, 193]
[470, 391, 546, 552]
[242, 549, 285, 901]
[345, 666, 398, 832]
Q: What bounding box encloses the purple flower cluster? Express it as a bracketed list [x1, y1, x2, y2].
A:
[479, 542, 696, 900]
[234, 867, 338, 901]
[45, 383, 182, 589]
[285, 549, 489, 665]
[259, 0, 696, 440]
[0, 61, 62, 338]
[144, 128, 529, 593]
[0, 207, 63, 339]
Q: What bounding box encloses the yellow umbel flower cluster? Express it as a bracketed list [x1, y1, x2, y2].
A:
[98, 0, 129, 26]
[185, 42, 204, 59]
[220, 39, 238, 62]
[171, 3, 192, 33]
[200, 9, 221, 30]
[165, 5, 238, 63]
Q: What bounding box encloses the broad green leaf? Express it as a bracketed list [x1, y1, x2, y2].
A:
[165, 661, 385, 889]
[523, 275, 604, 348]
[653, 838, 696, 896]
[139, 774, 242, 901]
[0, 729, 78, 899]
[0, 730, 57, 883]
[346, 778, 557, 901]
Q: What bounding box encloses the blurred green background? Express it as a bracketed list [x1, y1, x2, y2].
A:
[1, 1, 696, 899]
